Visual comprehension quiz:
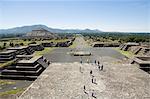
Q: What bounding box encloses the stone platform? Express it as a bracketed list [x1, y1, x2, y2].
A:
[0, 50, 16, 63]
[71, 51, 91, 56]
[0, 56, 50, 80]
[19, 57, 150, 99]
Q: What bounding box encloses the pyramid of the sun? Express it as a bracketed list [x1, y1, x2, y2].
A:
[26, 28, 58, 39]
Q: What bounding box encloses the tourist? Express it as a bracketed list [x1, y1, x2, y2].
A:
[101, 64, 103, 70]
[83, 85, 88, 94]
[79, 66, 83, 73]
[91, 90, 96, 98]
[90, 70, 92, 75]
[80, 57, 82, 64]
[87, 59, 89, 64]
[92, 76, 94, 83]
[98, 65, 100, 71]
[94, 60, 96, 64]
[84, 85, 86, 90]
[98, 61, 100, 66]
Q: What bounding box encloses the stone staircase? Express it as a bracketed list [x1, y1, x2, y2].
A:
[133, 47, 142, 54]
[25, 46, 35, 55]
[7, 46, 34, 55]
[0, 56, 50, 80]
[0, 50, 16, 63]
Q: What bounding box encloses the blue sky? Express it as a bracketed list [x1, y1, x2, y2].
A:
[0, 0, 149, 32]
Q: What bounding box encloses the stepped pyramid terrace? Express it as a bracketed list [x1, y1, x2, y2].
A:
[26, 28, 58, 39]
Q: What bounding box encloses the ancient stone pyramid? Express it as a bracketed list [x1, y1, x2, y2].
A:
[26, 28, 58, 39]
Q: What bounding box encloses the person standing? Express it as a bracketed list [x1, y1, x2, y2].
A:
[80, 57, 82, 64]
[98, 61, 100, 66]
[101, 64, 103, 70]
[94, 60, 96, 65]
[98, 65, 100, 71]
[90, 70, 92, 75]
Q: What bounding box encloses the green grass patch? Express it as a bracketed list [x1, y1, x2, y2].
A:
[115, 48, 134, 58]
[0, 88, 24, 96]
[0, 80, 15, 86]
[34, 47, 56, 56]
[69, 41, 77, 48]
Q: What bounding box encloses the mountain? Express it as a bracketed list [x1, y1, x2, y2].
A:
[0, 24, 102, 34]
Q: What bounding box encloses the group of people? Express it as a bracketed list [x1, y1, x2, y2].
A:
[83, 85, 97, 99]
[94, 60, 103, 71]
[82, 70, 97, 98]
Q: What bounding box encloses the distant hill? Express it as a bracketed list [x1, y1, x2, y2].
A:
[0, 24, 102, 34]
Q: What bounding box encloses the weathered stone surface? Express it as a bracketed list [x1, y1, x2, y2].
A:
[19, 57, 150, 99]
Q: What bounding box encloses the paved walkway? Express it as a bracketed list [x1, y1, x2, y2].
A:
[19, 57, 150, 99]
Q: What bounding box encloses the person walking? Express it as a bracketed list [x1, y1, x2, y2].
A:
[83, 85, 88, 94]
[94, 60, 96, 65]
[98, 61, 100, 66]
[90, 70, 92, 75]
[87, 58, 89, 64]
[98, 65, 100, 71]
[101, 64, 103, 70]
[91, 90, 97, 98]
[80, 57, 82, 64]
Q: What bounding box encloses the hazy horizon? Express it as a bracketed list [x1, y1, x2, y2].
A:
[0, 0, 149, 32]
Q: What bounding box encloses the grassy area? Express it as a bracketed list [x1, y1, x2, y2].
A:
[0, 60, 16, 68]
[69, 41, 77, 48]
[34, 47, 56, 56]
[0, 80, 15, 86]
[115, 48, 134, 58]
[0, 88, 24, 96]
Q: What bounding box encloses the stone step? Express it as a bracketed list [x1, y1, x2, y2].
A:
[134, 47, 142, 54]
[1, 67, 44, 76]
[5, 64, 41, 71]
[16, 62, 37, 66]
[0, 56, 15, 60]
[17, 65, 41, 71]
[0, 54, 15, 57]
[0, 60, 7, 63]
[18, 51, 27, 55]
[0, 75, 37, 80]
[26, 48, 34, 55]
[37, 59, 49, 68]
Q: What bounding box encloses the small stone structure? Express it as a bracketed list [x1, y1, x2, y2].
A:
[7, 46, 35, 55]
[0, 46, 35, 63]
[119, 42, 139, 51]
[129, 46, 150, 56]
[55, 40, 73, 47]
[0, 50, 16, 63]
[132, 56, 150, 73]
[42, 42, 56, 47]
[16, 55, 33, 60]
[29, 44, 44, 51]
[71, 51, 91, 56]
[92, 42, 120, 47]
[0, 56, 50, 80]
